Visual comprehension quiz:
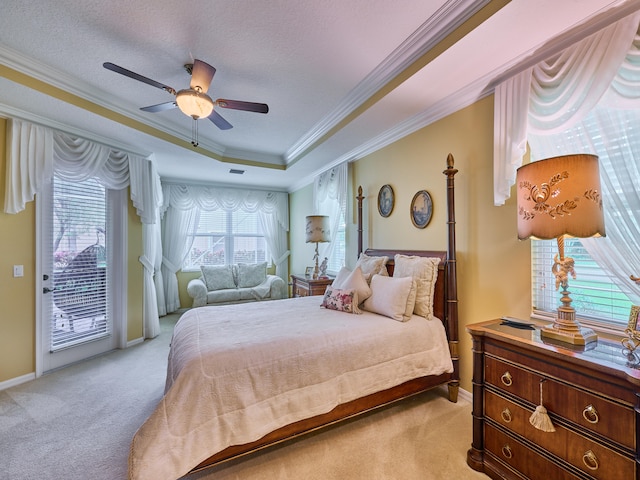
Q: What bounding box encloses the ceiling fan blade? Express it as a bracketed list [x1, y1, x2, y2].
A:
[190, 59, 216, 93]
[209, 110, 233, 130]
[103, 62, 176, 94]
[215, 99, 269, 114]
[140, 101, 177, 113]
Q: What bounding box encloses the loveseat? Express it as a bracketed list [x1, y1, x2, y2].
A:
[187, 262, 287, 308]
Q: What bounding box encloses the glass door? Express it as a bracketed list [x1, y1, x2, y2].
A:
[40, 175, 116, 372]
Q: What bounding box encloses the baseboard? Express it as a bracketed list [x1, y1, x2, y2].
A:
[0, 372, 35, 391]
[457, 386, 472, 403]
[127, 337, 144, 348]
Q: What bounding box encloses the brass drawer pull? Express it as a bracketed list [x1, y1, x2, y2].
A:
[582, 404, 599, 424]
[582, 450, 599, 470]
[501, 371, 513, 387]
[501, 444, 513, 459]
[500, 407, 512, 423]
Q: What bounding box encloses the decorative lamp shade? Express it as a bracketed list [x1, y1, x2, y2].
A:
[305, 215, 330, 243]
[516, 154, 606, 241]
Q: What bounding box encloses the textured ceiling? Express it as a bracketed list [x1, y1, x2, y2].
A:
[0, 0, 637, 191]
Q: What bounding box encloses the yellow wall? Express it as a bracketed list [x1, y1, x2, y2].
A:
[290, 95, 531, 393]
[0, 118, 144, 384]
[0, 118, 36, 380]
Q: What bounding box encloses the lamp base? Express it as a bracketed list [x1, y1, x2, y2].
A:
[540, 324, 597, 346]
[540, 306, 597, 346]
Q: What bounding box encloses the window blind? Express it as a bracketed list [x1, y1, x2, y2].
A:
[185, 209, 268, 269]
[51, 176, 109, 350]
[531, 238, 632, 327]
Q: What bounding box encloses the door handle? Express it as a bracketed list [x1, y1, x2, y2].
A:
[43, 287, 55, 294]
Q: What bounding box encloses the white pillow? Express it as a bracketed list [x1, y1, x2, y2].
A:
[237, 262, 267, 288]
[200, 265, 236, 290]
[354, 253, 389, 281]
[363, 275, 417, 322]
[393, 255, 440, 319]
[332, 266, 372, 303]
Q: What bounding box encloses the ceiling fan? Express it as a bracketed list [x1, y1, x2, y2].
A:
[103, 59, 268, 145]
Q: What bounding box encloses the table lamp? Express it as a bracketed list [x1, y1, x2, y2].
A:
[305, 215, 330, 279]
[516, 154, 606, 346]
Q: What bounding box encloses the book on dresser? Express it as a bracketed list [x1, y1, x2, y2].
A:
[467, 318, 640, 480]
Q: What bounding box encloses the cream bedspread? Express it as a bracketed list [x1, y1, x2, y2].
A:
[128, 296, 453, 480]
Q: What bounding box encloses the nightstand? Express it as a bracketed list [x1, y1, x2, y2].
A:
[290, 274, 333, 298]
[467, 318, 640, 480]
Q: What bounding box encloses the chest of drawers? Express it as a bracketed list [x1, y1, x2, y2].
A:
[467, 319, 640, 480]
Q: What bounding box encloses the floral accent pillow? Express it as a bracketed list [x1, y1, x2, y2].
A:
[320, 286, 361, 314]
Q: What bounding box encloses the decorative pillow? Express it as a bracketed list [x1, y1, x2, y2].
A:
[332, 266, 372, 303]
[237, 262, 267, 288]
[363, 275, 417, 322]
[321, 286, 360, 313]
[393, 255, 440, 319]
[354, 253, 389, 281]
[200, 265, 237, 291]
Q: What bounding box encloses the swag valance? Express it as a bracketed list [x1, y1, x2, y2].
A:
[161, 183, 288, 231]
[493, 11, 640, 205]
[4, 119, 162, 223]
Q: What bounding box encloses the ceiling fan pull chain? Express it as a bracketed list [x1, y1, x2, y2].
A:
[191, 118, 199, 147]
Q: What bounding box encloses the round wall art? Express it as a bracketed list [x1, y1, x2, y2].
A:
[377, 184, 394, 217]
[410, 190, 433, 228]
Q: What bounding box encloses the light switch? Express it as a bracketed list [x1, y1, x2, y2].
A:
[13, 265, 24, 277]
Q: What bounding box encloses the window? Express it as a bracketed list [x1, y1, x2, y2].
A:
[327, 210, 346, 273]
[531, 238, 632, 327]
[184, 209, 268, 269]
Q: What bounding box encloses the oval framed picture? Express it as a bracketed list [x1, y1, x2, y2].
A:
[377, 184, 394, 217]
[410, 190, 433, 229]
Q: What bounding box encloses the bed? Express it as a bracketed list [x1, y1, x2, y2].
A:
[128, 156, 460, 480]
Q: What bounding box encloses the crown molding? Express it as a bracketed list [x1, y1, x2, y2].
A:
[284, 0, 491, 164]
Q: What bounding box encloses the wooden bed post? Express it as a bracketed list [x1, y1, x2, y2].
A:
[357, 186, 364, 258]
[443, 153, 460, 402]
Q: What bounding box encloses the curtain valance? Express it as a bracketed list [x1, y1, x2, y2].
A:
[161, 183, 289, 231]
[4, 119, 162, 223]
[493, 11, 640, 205]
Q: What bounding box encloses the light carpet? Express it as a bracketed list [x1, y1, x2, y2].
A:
[0, 312, 485, 480]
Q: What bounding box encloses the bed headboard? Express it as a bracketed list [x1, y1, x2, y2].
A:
[355, 154, 459, 392]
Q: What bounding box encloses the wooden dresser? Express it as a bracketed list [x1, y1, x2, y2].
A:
[290, 274, 333, 297]
[467, 319, 640, 480]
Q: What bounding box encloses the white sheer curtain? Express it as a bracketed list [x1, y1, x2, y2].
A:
[160, 199, 198, 314]
[258, 192, 290, 280]
[313, 162, 347, 263]
[492, 12, 640, 304]
[5, 119, 164, 339]
[159, 184, 289, 312]
[129, 156, 164, 337]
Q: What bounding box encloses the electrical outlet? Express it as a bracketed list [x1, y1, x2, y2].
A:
[13, 265, 24, 277]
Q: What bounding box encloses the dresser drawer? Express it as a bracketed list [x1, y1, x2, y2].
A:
[485, 355, 635, 448]
[484, 424, 576, 480]
[485, 391, 635, 480]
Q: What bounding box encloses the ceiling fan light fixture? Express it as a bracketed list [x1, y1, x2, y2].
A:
[175, 88, 214, 119]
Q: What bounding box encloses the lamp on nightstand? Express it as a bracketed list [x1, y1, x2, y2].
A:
[516, 153, 606, 346]
[305, 215, 330, 280]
